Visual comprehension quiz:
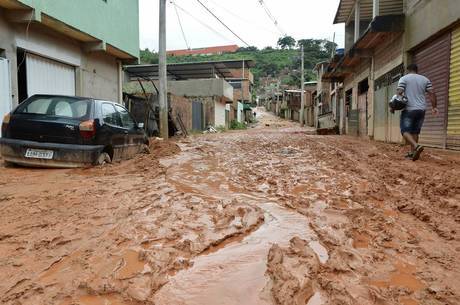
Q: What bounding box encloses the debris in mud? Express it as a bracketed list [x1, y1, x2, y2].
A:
[149, 137, 181, 158]
[266, 237, 320, 305]
[1, 109, 459, 305]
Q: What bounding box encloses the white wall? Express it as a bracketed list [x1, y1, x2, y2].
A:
[14, 24, 82, 67]
[215, 101, 226, 127]
[237, 102, 243, 123]
[79, 52, 119, 102]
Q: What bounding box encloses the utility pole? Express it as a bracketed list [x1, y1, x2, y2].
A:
[300, 45, 305, 127]
[159, 0, 168, 139]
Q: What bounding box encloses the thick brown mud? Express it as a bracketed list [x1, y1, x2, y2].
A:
[0, 109, 459, 305]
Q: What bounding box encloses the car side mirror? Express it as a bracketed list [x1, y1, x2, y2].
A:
[137, 122, 144, 129]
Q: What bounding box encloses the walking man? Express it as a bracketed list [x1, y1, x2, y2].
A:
[394, 64, 438, 161]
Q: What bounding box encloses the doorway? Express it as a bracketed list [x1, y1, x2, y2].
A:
[358, 78, 369, 138]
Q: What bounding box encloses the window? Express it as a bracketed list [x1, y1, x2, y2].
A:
[102, 103, 122, 127]
[15, 96, 91, 119]
[115, 105, 136, 129]
[229, 82, 242, 89]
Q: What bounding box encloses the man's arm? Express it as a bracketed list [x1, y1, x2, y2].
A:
[427, 91, 438, 115]
[397, 77, 406, 97]
[391, 78, 406, 113]
[426, 80, 438, 115]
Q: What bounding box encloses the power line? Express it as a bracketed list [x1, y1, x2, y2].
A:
[205, 0, 279, 35]
[257, 0, 286, 36]
[171, 1, 191, 49]
[195, 0, 250, 47]
[172, 2, 233, 44]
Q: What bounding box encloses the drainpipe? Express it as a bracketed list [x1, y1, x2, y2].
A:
[118, 60, 123, 103]
[354, 0, 360, 42]
[373, 0, 380, 19]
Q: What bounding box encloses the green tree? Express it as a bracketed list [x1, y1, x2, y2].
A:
[140, 48, 159, 64]
[277, 36, 296, 50]
[238, 46, 258, 52]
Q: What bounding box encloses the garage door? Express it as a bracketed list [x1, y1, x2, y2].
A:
[192, 101, 203, 131]
[26, 53, 76, 97]
[413, 33, 451, 148]
[447, 26, 460, 150]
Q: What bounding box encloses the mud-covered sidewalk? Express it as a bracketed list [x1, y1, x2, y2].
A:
[0, 109, 459, 305]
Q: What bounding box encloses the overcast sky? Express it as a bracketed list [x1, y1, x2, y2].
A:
[139, 0, 344, 51]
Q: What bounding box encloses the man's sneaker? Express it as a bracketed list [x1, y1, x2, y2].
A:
[405, 151, 414, 159]
[412, 145, 424, 161]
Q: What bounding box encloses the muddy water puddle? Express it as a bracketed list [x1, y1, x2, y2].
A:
[154, 202, 328, 305]
[155, 149, 329, 304]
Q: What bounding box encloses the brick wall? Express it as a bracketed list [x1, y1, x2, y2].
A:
[202, 97, 215, 127]
[233, 80, 251, 102]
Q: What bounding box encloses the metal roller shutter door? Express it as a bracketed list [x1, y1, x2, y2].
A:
[0, 58, 12, 136]
[374, 86, 387, 141]
[413, 33, 451, 148]
[387, 82, 403, 144]
[26, 53, 76, 97]
[447, 27, 460, 150]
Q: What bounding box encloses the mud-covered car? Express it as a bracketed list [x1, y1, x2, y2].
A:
[0, 95, 148, 168]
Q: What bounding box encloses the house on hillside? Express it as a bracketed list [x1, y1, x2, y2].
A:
[225, 61, 256, 123]
[0, 0, 139, 122]
[321, 0, 460, 150]
[280, 82, 316, 125]
[167, 45, 239, 57]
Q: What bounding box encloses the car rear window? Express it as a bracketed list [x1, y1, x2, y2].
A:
[15, 96, 92, 119]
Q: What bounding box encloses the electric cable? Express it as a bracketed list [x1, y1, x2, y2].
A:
[195, 0, 250, 47]
[257, 0, 286, 36]
[17, 9, 34, 71]
[170, 1, 191, 50]
[172, 2, 233, 43]
[204, 0, 279, 35]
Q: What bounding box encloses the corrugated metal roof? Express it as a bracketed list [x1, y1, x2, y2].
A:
[334, 0, 403, 24]
[124, 60, 255, 81]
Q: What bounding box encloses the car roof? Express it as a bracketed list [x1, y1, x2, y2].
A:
[28, 95, 123, 107]
[29, 94, 95, 101]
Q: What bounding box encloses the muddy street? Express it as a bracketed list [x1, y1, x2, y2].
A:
[1, 109, 459, 305]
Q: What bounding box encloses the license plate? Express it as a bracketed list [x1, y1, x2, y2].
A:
[25, 149, 54, 160]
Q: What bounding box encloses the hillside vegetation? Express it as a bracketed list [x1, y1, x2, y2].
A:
[140, 38, 336, 87]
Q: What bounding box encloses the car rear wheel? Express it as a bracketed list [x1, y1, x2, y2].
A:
[141, 144, 150, 154]
[96, 152, 111, 166]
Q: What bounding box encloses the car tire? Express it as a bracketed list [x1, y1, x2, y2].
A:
[141, 144, 150, 154]
[96, 152, 111, 166]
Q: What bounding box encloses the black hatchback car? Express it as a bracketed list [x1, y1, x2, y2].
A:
[1, 95, 148, 168]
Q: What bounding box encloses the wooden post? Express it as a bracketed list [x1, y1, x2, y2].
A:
[159, 0, 168, 139]
[300, 45, 305, 126]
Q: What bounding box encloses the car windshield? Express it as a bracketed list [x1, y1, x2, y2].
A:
[15, 96, 92, 119]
